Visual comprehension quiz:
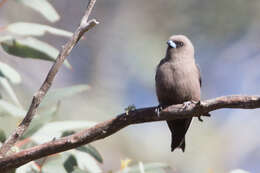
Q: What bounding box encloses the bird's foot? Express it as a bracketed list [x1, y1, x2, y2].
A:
[198, 113, 211, 122]
[196, 100, 201, 105]
[182, 100, 197, 110]
[155, 105, 164, 117]
[183, 101, 202, 121]
[204, 113, 211, 117]
[198, 116, 203, 122]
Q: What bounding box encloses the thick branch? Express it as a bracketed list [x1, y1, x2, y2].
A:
[0, 95, 260, 171]
[0, 0, 98, 156]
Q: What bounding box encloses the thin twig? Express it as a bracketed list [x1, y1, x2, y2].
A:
[0, 95, 260, 171]
[0, 0, 99, 157]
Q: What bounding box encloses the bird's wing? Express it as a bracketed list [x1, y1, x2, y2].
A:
[196, 63, 202, 87]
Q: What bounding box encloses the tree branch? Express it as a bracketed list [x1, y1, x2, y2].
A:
[0, 0, 98, 157]
[0, 95, 260, 171]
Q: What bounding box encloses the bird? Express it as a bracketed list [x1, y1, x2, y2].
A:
[155, 35, 201, 152]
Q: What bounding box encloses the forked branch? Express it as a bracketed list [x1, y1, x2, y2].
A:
[0, 95, 260, 171]
[0, 0, 99, 157]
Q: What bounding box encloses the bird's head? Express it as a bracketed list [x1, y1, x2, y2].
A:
[166, 35, 195, 60]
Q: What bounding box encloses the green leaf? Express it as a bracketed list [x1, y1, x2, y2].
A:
[1, 37, 71, 69]
[61, 130, 76, 137]
[41, 85, 90, 106]
[0, 100, 26, 118]
[0, 77, 22, 107]
[7, 22, 72, 37]
[23, 103, 60, 138]
[0, 129, 6, 142]
[31, 121, 97, 144]
[16, 161, 41, 173]
[68, 150, 102, 173]
[77, 145, 103, 163]
[64, 155, 78, 173]
[16, 0, 60, 23]
[41, 156, 67, 173]
[0, 62, 21, 84]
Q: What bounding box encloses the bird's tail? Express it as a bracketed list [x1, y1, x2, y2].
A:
[167, 118, 192, 152]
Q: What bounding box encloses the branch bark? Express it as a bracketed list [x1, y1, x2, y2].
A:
[0, 0, 98, 157]
[0, 95, 260, 171]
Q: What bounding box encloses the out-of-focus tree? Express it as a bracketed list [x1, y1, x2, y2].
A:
[1, 0, 260, 173]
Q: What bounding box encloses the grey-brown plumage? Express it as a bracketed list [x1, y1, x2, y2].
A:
[155, 35, 201, 152]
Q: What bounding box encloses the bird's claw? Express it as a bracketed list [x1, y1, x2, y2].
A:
[198, 113, 211, 122]
[155, 105, 163, 117]
[182, 100, 204, 122]
[182, 101, 190, 109]
[198, 116, 203, 122]
[182, 100, 197, 109]
[196, 100, 201, 105]
[204, 113, 211, 117]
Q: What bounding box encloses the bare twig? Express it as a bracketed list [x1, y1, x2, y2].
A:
[0, 0, 98, 157]
[0, 95, 260, 171]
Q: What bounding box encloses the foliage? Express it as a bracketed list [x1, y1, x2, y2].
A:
[0, 1, 72, 69]
[0, 1, 172, 173]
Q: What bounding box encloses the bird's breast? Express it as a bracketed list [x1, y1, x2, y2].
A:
[155, 61, 200, 105]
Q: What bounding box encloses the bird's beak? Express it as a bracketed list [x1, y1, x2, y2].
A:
[167, 40, 177, 48]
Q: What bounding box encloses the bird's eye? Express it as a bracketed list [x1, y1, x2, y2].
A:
[176, 41, 184, 47]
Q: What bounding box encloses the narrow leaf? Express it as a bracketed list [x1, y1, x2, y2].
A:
[0, 100, 26, 118]
[7, 22, 72, 37]
[68, 150, 102, 173]
[0, 37, 71, 68]
[31, 121, 97, 144]
[77, 145, 103, 163]
[64, 155, 78, 173]
[23, 103, 60, 138]
[16, 0, 60, 22]
[0, 129, 6, 142]
[41, 156, 67, 173]
[0, 62, 21, 84]
[41, 85, 90, 106]
[61, 130, 75, 137]
[0, 77, 22, 107]
[16, 161, 40, 173]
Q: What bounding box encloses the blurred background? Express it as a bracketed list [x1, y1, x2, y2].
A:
[1, 0, 260, 172]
